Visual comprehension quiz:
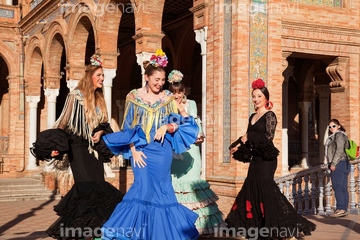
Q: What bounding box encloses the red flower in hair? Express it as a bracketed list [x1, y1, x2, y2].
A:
[251, 79, 265, 89]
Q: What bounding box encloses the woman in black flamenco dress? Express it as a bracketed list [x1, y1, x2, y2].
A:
[46, 55, 124, 239]
[226, 79, 316, 239]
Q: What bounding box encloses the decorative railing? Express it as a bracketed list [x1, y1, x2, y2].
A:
[275, 158, 360, 215]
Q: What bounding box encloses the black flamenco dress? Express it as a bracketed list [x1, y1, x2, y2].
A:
[226, 111, 316, 239]
[46, 90, 124, 239]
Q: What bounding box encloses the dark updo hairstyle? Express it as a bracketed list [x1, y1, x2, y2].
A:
[143, 60, 166, 76]
[328, 118, 346, 135]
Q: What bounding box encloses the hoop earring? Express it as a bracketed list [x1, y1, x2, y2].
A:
[265, 101, 273, 110]
[145, 81, 149, 93]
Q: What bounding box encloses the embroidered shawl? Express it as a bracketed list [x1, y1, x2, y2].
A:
[53, 89, 106, 155]
[121, 89, 178, 142]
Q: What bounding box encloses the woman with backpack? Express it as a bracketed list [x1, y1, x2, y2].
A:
[325, 118, 350, 218]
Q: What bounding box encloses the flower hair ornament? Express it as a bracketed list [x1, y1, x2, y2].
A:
[251, 78, 274, 110]
[168, 70, 183, 84]
[149, 49, 168, 68]
[90, 54, 102, 66]
[251, 78, 265, 90]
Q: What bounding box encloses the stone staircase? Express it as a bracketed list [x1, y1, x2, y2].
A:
[0, 177, 61, 202]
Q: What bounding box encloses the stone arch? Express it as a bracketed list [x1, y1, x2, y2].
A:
[0, 47, 11, 138]
[297, 60, 314, 102]
[0, 41, 16, 77]
[162, 17, 200, 101]
[133, 0, 165, 53]
[161, 36, 175, 69]
[25, 36, 45, 96]
[44, 21, 68, 89]
[116, 45, 138, 93]
[67, 5, 98, 79]
[176, 25, 198, 72]
[95, 0, 124, 68]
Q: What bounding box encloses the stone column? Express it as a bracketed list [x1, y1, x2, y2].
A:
[195, 27, 207, 179]
[315, 85, 331, 164]
[43, 89, 60, 172]
[136, 52, 153, 86]
[26, 96, 40, 170]
[44, 88, 59, 128]
[298, 102, 312, 169]
[103, 68, 116, 122]
[102, 69, 116, 178]
[67, 79, 79, 92]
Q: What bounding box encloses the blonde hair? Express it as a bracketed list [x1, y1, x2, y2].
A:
[75, 65, 108, 129]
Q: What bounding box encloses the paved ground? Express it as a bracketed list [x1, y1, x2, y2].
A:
[0, 199, 360, 240]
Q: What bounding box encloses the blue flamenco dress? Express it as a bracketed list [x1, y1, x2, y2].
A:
[101, 89, 200, 240]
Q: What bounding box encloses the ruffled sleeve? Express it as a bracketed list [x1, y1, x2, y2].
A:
[232, 140, 252, 163]
[164, 113, 199, 154]
[102, 125, 148, 159]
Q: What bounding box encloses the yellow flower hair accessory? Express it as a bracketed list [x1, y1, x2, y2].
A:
[149, 49, 168, 68]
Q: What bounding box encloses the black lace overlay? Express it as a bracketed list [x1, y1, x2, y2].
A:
[231, 111, 279, 162]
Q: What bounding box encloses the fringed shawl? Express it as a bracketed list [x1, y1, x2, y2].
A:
[121, 89, 178, 143]
[53, 90, 106, 155]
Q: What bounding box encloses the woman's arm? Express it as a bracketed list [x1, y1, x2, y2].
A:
[265, 111, 277, 140]
[330, 132, 348, 170]
[174, 100, 189, 117]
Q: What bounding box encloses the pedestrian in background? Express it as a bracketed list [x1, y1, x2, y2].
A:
[325, 118, 350, 218]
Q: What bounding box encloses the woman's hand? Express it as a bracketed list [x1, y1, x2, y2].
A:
[195, 135, 205, 144]
[241, 134, 247, 143]
[51, 150, 59, 157]
[175, 101, 187, 116]
[92, 130, 104, 144]
[154, 125, 168, 143]
[330, 165, 336, 172]
[175, 101, 182, 111]
[230, 147, 238, 154]
[132, 149, 147, 168]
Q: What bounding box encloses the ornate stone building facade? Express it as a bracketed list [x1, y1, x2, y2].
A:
[0, 0, 359, 214]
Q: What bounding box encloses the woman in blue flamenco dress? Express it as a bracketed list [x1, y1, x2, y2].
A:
[101, 49, 199, 240]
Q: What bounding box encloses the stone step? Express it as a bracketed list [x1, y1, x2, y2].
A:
[0, 191, 58, 198]
[0, 186, 52, 192]
[0, 177, 61, 202]
[0, 177, 44, 186]
[0, 195, 62, 202]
